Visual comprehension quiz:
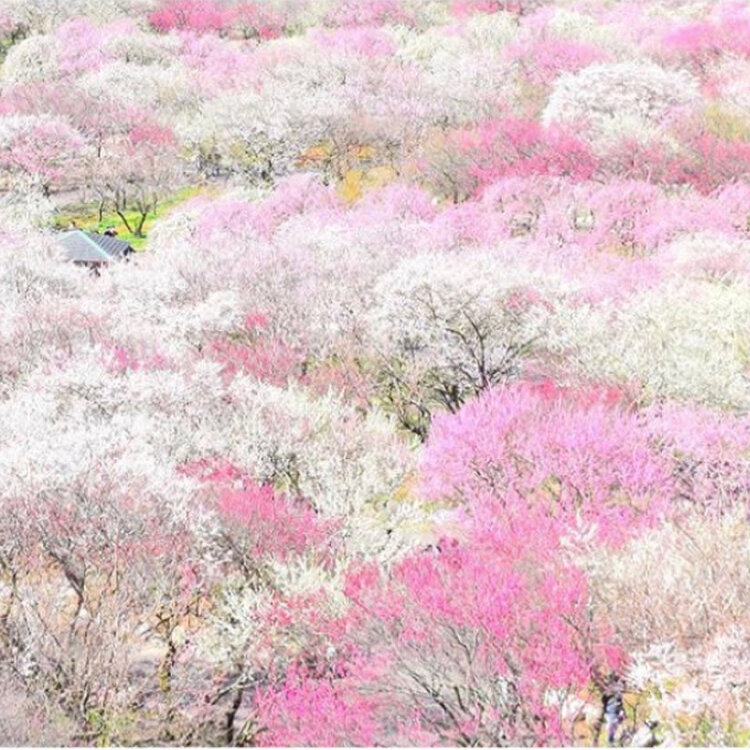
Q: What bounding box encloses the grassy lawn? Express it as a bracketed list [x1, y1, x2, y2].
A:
[52, 185, 207, 251]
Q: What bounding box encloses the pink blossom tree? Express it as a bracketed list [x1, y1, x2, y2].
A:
[420, 118, 598, 201]
[148, 0, 234, 34]
[420, 381, 676, 544]
[254, 503, 624, 745]
[232, 2, 286, 40]
[0, 114, 85, 195]
[91, 118, 182, 236]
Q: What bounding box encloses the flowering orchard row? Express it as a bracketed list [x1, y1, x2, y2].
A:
[1, 0, 750, 746]
[5, 1, 750, 205]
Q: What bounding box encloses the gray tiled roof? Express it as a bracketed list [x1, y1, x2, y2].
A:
[58, 230, 133, 263]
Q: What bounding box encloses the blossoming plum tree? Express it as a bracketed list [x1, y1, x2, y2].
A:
[1, 0, 750, 744]
[366, 250, 564, 436]
[254, 500, 624, 746]
[420, 381, 675, 544]
[0, 114, 85, 195]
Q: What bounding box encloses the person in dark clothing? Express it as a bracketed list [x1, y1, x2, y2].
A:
[603, 676, 626, 746]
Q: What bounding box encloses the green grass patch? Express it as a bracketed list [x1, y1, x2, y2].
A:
[53, 184, 207, 251]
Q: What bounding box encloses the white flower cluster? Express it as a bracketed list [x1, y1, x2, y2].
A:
[223, 377, 419, 552]
[542, 61, 699, 150]
[0, 33, 59, 85]
[589, 513, 750, 651]
[79, 60, 199, 115]
[589, 512, 750, 741]
[396, 18, 520, 124]
[1, 0, 158, 33]
[547, 278, 750, 409]
[543, 8, 624, 50]
[367, 249, 574, 400]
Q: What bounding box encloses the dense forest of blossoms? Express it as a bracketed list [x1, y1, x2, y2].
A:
[1, 0, 750, 745]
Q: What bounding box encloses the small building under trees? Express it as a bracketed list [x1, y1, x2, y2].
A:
[57, 229, 134, 273]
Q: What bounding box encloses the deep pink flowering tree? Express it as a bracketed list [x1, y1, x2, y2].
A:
[148, 0, 233, 34]
[181, 459, 338, 574]
[506, 37, 609, 93]
[203, 311, 305, 387]
[604, 130, 750, 194]
[255, 663, 382, 746]
[657, 2, 750, 72]
[422, 118, 598, 201]
[420, 381, 676, 544]
[232, 2, 286, 40]
[254, 502, 624, 745]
